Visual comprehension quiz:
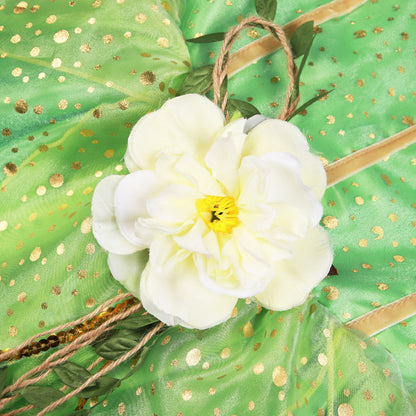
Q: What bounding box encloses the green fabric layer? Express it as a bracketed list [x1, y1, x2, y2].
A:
[1, 0, 415, 415]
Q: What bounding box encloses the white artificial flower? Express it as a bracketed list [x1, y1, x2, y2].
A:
[92, 94, 333, 329]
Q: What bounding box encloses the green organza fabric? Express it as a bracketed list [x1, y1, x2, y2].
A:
[1, 0, 415, 415]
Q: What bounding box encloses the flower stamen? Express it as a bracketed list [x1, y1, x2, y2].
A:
[196, 195, 239, 233]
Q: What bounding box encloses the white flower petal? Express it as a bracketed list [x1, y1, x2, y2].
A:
[107, 250, 148, 295]
[92, 175, 139, 255]
[205, 118, 247, 197]
[141, 236, 237, 329]
[147, 184, 200, 224]
[175, 153, 224, 196]
[114, 170, 165, 249]
[173, 218, 210, 255]
[243, 119, 327, 200]
[126, 94, 225, 170]
[238, 153, 323, 229]
[124, 150, 141, 173]
[255, 225, 333, 310]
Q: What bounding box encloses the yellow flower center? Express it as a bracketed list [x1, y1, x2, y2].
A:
[196, 195, 239, 234]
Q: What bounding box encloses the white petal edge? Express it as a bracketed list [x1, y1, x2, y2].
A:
[141, 236, 237, 329]
[126, 94, 225, 170]
[255, 225, 333, 310]
[108, 250, 148, 296]
[114, 170, 165, 249]
[92, 175, 139, 255]
[243, 119, 327, 200]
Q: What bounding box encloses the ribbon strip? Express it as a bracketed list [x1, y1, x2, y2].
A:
[346, 292, 416, 336]
[228, 0, 368, 76]
[325, 124, 416, 187]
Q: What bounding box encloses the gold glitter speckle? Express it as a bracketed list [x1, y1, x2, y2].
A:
[253, 363, 264, 375]
[15, 99, 28, 113]
[81, 217, 92, 234]
[9, 326, 18, 337]
[337, 403, 353, 416]
[86, 297, 95, 308]
[103, 34, 113, 44]
[358, 361, 367, 373]
[318, 353, 328, 366]
[393, 255, 404, 263]
[221, 348, 230, 359]
[18, 292, 27, 302]
[30, 247, 41, 261]
[359, 239, 368, 247]
[243, 321, 254, 337]
[372, 226, 384, 239]
[322, 286, 339, 300]
[135, 13, 146, 23]
[4, 163, 17, 176]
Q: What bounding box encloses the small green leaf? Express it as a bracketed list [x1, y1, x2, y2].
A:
[288, 89, 333, 120]
[53, 362, 91, 389]
[118, 312, 159, 330]
[19, 385, 65, 409]
[177, 64, 214, 96]
[77, 377, 120, 399]
[255, 0, 277, 22]
[291, 21, 314, 59]
[93, 336, 139, 361]
[227, 99, 260, 118]
[65, 410, 92, 416]
[186, 32, 226, 43]
[0, 366, 7, 392]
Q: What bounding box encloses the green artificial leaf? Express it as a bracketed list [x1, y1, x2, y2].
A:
[220, 76, 229, 103]
[227, 99, 260, 118]
[0, 366, 7, 392]
[93, 335, 140, 361]
[53, 362, 92, 389]
[291, 20, 314, 59]
[118, 312, 159, 330]
[177, 64, 214, 95]
[255, 0, 277, 22]
[287, 89, 333, 120]
[77, 376, 121, 399]
[19, 385, 65, 409]
[186, 32, 226, 43]
[65, 410, 92, 416]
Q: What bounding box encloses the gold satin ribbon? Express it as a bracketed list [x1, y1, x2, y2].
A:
[346, 293, 416, 336]
[228, 0, 368, 76]
[325, 124, 416, 187]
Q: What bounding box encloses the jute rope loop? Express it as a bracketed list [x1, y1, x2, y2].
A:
[213, 16, 298, 120]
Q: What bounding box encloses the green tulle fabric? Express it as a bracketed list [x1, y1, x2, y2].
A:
[1, 0, 415, 414]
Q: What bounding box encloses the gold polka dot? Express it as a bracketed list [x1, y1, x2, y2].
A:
[135, 13, 146, 23]
[272, 366, 287, 387]
[78, 269, 87, 279]
[15, 99, 28, 113]
[102, 34, 113, 44]
[119, 99, 129, 110]
[56, 243, 65, 255]
[214, 408, 220, 416]
[359, 239, 368, 247]
[51, 58, 62, 68]
[337, 403, 353, 416]
[33, 105, 43, 114]
[322, 216, 338, 229]
[377, 282, 388, 290]
[58, 99, 68, 110]
[186, 348, 201, 366]
[52, 285, 61, 295]
[12, 67, 22, 77]
[161, 335, 171, 345]
[9, 326, 18, 337]
[358, 361, 367, 374]
[14, 2, 28, 13]
[72, 161, 81, 170]
[243, 321, 254, 337]
[117, 402, 125, 415]
[46, 15, 56, 24]
[182, 390, 192, 401]
[86, 297, 95, 308]
[278, 391, 285, 401]
[363, 390, 372, 400]
[30, 246, 41, 262]
[85, 243, 95, 255]
[0, 221, 7, 231]
[322, 286, 339, 300]
[104, 149, 114, 158]
[4, 163, 17, 177]
[393, 255, 404, 263]
[53, 30, 69, 43]
[157, 37, 169, 48]
[18, 292, 27, 302]
[248, 401, 255, 410]
[318, 353, 328, 366]
[80, 44, 91, 53]
[221, 348, 230, 359]
[209, 387, 216, 395]
[11, 34, 21, 44]
[49, 173, 64, 188]
[140, 70, 156, 86]
[253, 363, 264, 375]
[81, 217, 92, 234]
[202, 362, 209, 370]
[355, 196, 364, 205]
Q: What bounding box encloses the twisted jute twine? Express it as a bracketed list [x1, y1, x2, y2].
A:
[0, 17, 299, 416]
[213, 16, 299, 120]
